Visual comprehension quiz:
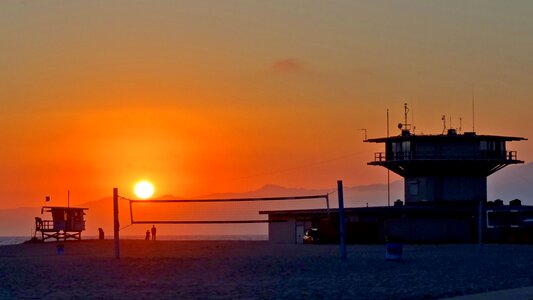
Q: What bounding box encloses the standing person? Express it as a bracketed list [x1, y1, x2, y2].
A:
[145, 230, 150, 240]
[98, 228, 104, 240]
[151, 225, 157, 241]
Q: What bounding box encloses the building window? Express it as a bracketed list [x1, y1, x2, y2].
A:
[480, 140, 497, 151]
[392, 142, 401, 153]
[392, 142, 401, 160]
[408, 181, 419, 196]
[402, 141, 411, 152]
[480, 141, 487, 151]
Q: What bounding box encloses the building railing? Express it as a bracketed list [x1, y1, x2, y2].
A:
[508, 151, 518, 160]
[373, 151, 518, 162]
[374, 152, 386, 161]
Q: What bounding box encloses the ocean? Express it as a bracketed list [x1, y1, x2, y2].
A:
[0, 235, 268, 246]
[0, 236, 31, 246]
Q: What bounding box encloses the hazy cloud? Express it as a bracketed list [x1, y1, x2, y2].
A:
[271, 58, 306, 73]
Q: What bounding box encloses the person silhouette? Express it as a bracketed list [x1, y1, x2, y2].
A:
[151, 225, 157, 241]
[98, 228, 104, 240]
[145, 230, 150, 240]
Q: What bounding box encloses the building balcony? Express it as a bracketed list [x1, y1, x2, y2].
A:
[373, 151, 519, 162]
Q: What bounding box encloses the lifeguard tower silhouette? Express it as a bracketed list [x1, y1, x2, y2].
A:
[366, 104, 525, 205]
[35, 202, 88, 242]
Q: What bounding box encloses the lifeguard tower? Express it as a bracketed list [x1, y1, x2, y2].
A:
[35, 206, 88, 242]
[260, 105, 532, 243]
[366, 105, 526, 204]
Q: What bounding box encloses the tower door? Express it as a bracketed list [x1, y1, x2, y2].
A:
[296, 224, 304, 244]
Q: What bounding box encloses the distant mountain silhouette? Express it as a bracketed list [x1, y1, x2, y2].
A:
[192, 184, 326, 199]
[488, 162, 533, 205]
[0, 182, 401, 237]
[1, 164, 530, 237]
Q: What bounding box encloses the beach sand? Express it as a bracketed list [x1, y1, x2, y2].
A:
[0, 240, 532, 299]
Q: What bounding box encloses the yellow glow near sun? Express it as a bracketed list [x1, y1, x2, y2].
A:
[134, 180, 155, 199]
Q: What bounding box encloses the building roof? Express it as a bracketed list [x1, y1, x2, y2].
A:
[259, 204, 533, 216]
[365, 132, 526, 143]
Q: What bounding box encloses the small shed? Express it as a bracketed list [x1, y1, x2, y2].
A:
[35, 206, 88, 242]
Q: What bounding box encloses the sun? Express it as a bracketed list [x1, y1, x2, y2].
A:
[134, 180, 155, 199]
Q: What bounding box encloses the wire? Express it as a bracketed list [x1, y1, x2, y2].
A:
[119, 223, 133, 231]
[125, 194, 329, 203]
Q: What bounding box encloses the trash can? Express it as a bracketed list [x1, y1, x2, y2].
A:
[385, 237, 403, 261]
[56, 244, 65, 256]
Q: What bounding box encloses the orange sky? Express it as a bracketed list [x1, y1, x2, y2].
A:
[1, 1, 532, 209]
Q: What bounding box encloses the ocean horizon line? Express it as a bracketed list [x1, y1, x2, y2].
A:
[0, 234, 268, 246]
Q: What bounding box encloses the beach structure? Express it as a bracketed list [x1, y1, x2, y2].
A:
[111, 189, 329, 258]
[366, 127, 525, 204]
[261, 201, 533, 244]
[34, 206, 88, 242]
[261, 107, 533, 244]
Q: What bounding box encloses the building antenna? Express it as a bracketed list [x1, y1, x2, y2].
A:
[410, 99, 416, 134]
[399, 102, 412, 133]
[357, 128, 367, 141]
[442, 115, 446, 134]
[472, 84, 475, 132]
[386, 109, 390, 137]
[404, 102, 409, 129]
[386, 109, 390, 207]
[459, 117, 462, 133]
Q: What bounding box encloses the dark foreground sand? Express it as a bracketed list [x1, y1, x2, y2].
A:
[0, 240, 532, 299]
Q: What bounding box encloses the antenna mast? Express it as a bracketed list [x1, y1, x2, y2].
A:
[410, 100, 415, 134]
[397, 103, 412, 136]
[404, 103, 409, 129]
[398, 102, 412, 132]
[442, 115, 446, 134]
[472, 84, 475, 132]
[386, 109, 390, 207]
[357, 128, 367, 141]
[387, 109, 389, 137]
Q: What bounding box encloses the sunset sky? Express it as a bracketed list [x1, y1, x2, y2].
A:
[1, 1, 532, 209]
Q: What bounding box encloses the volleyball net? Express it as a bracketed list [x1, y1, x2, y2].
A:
[118, 194, 330, 225]
[112, 181, 347, 259]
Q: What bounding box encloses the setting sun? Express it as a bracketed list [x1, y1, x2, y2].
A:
[134, 181, 155, 199]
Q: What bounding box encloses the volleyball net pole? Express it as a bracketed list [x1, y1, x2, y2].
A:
[113, 187, 120, 259]
[337, 180, 347, 259]
[112, 187, 330, 259]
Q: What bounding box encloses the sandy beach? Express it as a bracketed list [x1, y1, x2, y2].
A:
[0, 240, 532, 299]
